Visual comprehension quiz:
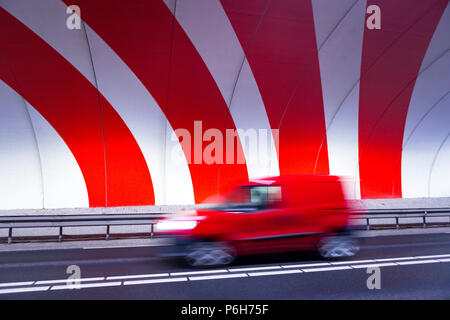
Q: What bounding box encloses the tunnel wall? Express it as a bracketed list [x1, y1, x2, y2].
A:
[0, 0, 449, 210]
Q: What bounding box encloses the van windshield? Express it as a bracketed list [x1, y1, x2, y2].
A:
[215, 185, 282, 212]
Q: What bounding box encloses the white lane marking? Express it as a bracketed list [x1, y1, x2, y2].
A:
[374, 256, 417, 262]
[396, 259, 440, 266]
[2, 252, 450, 294]
[0, 281, 34, 288]
[330, 259, 375, 265]
[302, 266, 352, 272]
[189, 273, 248, 281]
[170, 269, 228, 276]
[350, 262, 398, 269]
[51, 281, 122, 290]
[415, 254, 450, 259]
[107, 273, 169, 281]
[248, 269, 303, 277]
[0, 286, 50, 295]
[281, 262, 330, 269]
[124, 277, 187, 286]
[36, 277, 105, 285]
[228, 265, 282, 272]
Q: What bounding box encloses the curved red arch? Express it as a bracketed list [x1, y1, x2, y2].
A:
[70, 0, 248, 203]
[0, 8, 155, 207]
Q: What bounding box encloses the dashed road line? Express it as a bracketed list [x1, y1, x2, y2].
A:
[0, 286, 49, 295]
[396, 259, 440, 265]
[189, 273, 248, 281]
[247, 269, 303, 277]
[124, 277, 188, 286]
[302, 266, 352, 272]
[1, 253, 450, 295]
[51, 281, 122, 290]
[0, 281, 34, 288]
[281, 262, 330, 269]
[36, 277, 105, 285]
[170, 269, 228, 276]
[107, 273, 169, 281]
[228, 265, 282, 272]
[350, 262, 398, 269]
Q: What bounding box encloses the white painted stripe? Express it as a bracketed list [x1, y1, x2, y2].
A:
[350, 262, 398, 269]
[170, 269, 228, 276]
[124, 277, 188, 286]
[189, 273, 247, 281]
[312, 0, 367, 199]
[172, 0, 279, 178]
[84, 26, 194, 205]
[0, 254, 449, 294]
[330, 259, 375, 265]
[429, 136, 450, 197]
[415, 254, 450, 259]
[0, 281, 34, 288]
[229, 265, 282, 272]
[396, 259, 440, 266]
[281, 262, 330, 269]
[302, 266, 352, 272]
[248, 269, 303, 277]
[0, 286, 50, 295]
[0, 80, 43, 210]
[27, 105, 89, 208]
[107, 273, 169, 281]
[1, 0, 195, 206]
[402, 3, 450, 198]
[374, 256, 417, 262]
[35, 277, 104, 285]
[51, 281, 122, 290]
[402, 89, 450, 198]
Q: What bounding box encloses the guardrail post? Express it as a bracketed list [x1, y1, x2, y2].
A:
[366, 218, 370, 230]
[423, 211, 427, 228]
[106, 225, 110, 240]
[150, 224, 154, 238]
[58, 226, 63, 242]
[396, 216, 399, 230]
[8, 227, 12, 244]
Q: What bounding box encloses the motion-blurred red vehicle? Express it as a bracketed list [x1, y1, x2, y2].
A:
[155, 175, 359, 266]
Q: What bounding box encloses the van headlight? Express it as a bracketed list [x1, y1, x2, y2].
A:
[154, 220, 198, 232]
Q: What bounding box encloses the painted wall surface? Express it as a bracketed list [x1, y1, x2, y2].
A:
[0, 0, 448, 210]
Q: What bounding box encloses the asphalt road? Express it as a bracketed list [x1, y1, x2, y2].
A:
[0, 232, 449, 299]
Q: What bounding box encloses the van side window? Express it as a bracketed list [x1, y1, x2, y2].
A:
[219, 185, 283, 212]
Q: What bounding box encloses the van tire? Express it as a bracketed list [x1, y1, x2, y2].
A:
[184, 241, 236, 267]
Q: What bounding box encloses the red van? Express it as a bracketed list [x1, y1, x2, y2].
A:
[155, 175, 359, 266]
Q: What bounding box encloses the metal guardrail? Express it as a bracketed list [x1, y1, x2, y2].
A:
[0, 208, 449, 244]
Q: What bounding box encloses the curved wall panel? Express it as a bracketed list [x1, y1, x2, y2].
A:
[0, 0, 448, 210]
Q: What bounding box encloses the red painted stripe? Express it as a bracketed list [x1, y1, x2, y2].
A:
[71, 0, 248, 203]
[0, 8, 155, 206]
[358, 0, 447, 199]
[221, 0, 329, 175]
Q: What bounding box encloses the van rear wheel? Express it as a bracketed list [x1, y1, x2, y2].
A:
[317, 235, 359, 259]
[185, 242, 236, 267]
